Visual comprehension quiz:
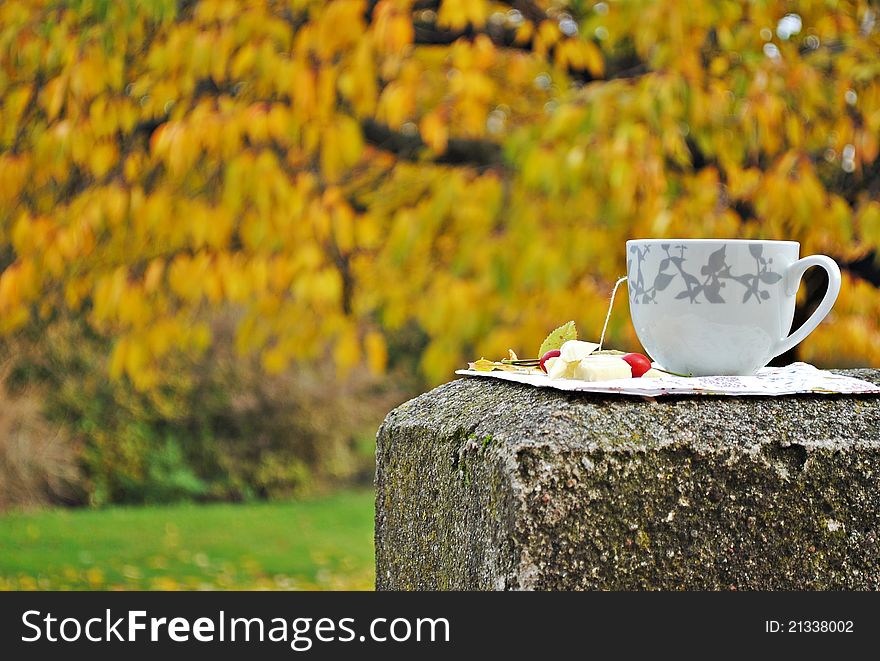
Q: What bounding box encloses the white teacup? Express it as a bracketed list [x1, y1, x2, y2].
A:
[626, 239, 841, 376]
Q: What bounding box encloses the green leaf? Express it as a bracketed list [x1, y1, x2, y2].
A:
[538, 321, 578, 358]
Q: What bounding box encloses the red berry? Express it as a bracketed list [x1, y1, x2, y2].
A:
[539, 349, 561, 373]
[622, 352, 652, 378]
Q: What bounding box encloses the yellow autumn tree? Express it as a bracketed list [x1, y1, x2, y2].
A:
[1, 0, 879, 396]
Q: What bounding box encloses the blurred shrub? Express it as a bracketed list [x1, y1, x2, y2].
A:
[0, 358, 83, 509]
[4, 315, 408, 506]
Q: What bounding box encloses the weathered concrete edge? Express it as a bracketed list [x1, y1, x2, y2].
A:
[375, 381, 526, 589]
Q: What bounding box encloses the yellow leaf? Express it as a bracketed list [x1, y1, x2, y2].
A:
[332, 202, 356, 253]
[109, 338, 128, 379]
[515, 21, 534, 45]
[420, 110, 448, 153]
[320, 124, 343, 182]
[337, 115, 364, 167]
[582, 41, 605, 77]
[42, 75, 68, 121]
[88, 141, 118, 178]
[0, 155, 29, 207]
[365, 330, 388, 374]
[469, 358, 495, 371]
[333, 326, 361, 374]
[373, 1, 414, 54]
[262, 346, 288, 374]
[437, 0, 470, 31]
[537, 21, 560, 49]
[144, 259, 164, 293]
[377, 83, 413, 129]
[125, 339, 149, 378]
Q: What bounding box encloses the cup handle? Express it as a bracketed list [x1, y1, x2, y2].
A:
[771, 255, 841, 359]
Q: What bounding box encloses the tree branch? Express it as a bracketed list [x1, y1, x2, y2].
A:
[844, 252, 880, 287]
[411, 19, 647, 83]
[361, 118, 504, 169]
[500, 0, 549, 25]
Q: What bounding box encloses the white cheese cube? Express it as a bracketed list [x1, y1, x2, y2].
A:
[573, 355, 633, 381]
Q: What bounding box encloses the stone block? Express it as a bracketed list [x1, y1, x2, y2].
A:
[375, 370, 880, 590]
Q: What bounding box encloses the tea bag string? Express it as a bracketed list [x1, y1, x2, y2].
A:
[598, 276, 628, 351]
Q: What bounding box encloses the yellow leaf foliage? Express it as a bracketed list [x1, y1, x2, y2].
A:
[0, 0, 879, 389]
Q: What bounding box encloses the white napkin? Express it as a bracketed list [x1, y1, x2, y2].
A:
[454, 362, 880, 397]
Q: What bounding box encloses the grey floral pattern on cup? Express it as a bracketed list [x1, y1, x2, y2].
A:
[627, 243, 783, 305]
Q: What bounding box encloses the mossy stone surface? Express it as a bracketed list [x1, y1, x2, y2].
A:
[375, 370, 880, 590]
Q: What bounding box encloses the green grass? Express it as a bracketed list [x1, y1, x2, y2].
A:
[0, 489, 375, 590]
